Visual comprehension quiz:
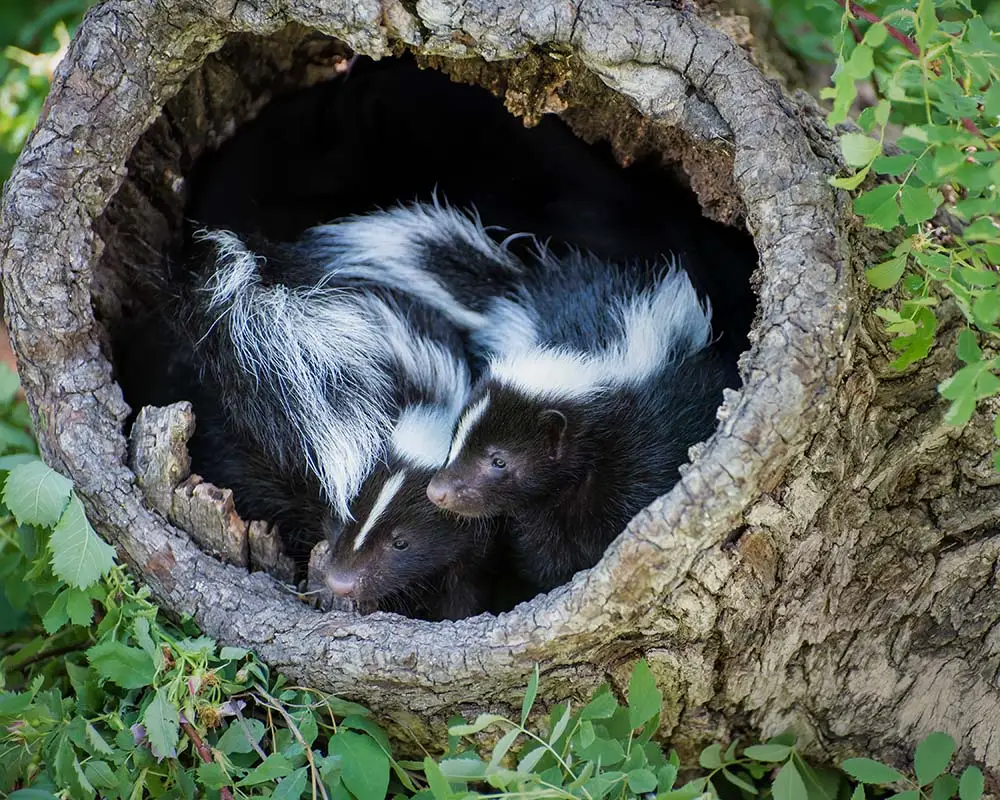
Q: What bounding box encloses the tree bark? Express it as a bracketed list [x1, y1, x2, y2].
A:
[1, 0, 997, 780]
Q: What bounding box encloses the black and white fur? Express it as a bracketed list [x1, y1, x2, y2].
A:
[180, 199, 524, 526]
[427, 248, 740, 592]
[324, 387, 501, 620]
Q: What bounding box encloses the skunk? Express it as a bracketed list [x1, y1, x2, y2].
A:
[426, 249, 740, 592]
[324, 402, 501, 621]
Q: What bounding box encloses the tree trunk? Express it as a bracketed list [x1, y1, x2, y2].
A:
[1, 0, 996, 780]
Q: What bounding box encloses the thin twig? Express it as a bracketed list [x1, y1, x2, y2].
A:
[180, 719, 235, 800]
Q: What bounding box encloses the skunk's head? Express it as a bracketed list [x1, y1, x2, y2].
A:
[427, 384, 570, 517]
[324, 464, 479, 607]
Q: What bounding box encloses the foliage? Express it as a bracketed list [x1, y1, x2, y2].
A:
[767, 0, 1000, 462]
[0, 0, 90, 185]
[0, 365, 987, 800]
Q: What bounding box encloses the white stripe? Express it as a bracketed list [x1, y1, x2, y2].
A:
[391, 405, 464, 469]
[447, 392, 491, 465]
[353, 470, 407, 551]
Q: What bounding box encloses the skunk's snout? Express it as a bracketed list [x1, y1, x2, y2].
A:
[326, 569, 358, 597]
[426, 475, 453, 509]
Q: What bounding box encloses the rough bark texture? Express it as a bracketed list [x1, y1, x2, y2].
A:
[1, 0, 997, 780]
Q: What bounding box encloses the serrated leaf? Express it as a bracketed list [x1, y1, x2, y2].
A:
[872, 155, 915, 177]
[424, 757, 452, 800]
[87, 640, 156, 689]
[900, 186, 942, 225]
[658, 763, 678, 791]
[49, 495, 116, 589]
[841, 133, 882, 167]
[328, 732, 389, 800]
[627, 768, 658, 794]
[521, 664, 539, 726]
[699, 742, 724, 769]
[774, 761, 808, 800]
[866, 256, 907, 290]
[744, 744, 792, 762]
[627, 659, 661, 729]
[273, 767, 308, 800]
[723, 768, 759, 794]
[142, 687, 180, 760]
[842, 758, 906, 784]
[42, 590, 70, 634]
[448, 713, 505, 736]
[66, 587, 94, 626]
[85, 722, 114, 756]
[3, 460, 72, 527]
[959, 766, 984, 800]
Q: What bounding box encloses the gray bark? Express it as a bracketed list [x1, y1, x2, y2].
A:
[1, 0, 996, 780]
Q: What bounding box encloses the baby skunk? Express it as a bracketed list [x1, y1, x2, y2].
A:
[325, 400, 500, 621]
[426, 249, 740, 592]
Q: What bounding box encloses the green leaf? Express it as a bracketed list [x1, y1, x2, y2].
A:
[959, 766, 984, 800]
[219, 646, 248, 660]
[872, 155, 915, 177]
[853, 785, 866, 800]
[448, 713, 505, 736]
[42, 589, 70, 634]
[9, 793, 61, 800]
[842, 758, 906, 784]
[218, 718, 265, 755]
[83, 760, 117, 789]
[272, 767, 309, 800]
[521, 664, 539, 726]
[744, 743, 792, 762]
[984, 82, 1000, 119]
[841, 133, 882, 167]
[932, 773, 960, 800]
[66, 586, 94, 626]
[627, 768, 657, 794]
[143, 687, 180, 760]
[627, 659, 661, 729]
[864, 22, 887, 47]
[830, 165, 871, 191]
[3, 460, 72, 527]
[957, 331, 982, 364]
[658, 763, 678, 791]
[0, 366, 21, 406]
[328, 732, 390, 800]
[575, 735, 626, 766]
[890, 792, 921, 800]
[239, 753, 293, 786]
[517, 744, 547, 774]
[699, 742, 723, 769]
[854, 184, 900, 230]
[900, 186, 942, 225]
[424, 757, 452, 800]
[49, 495, 116, 589]
[581, 687, 617, 720]
[722, 768, 759, 795]
[439, 758, 488, 781]
[87, 640, 156, 689]
[972, 292, 1000, 327]
[866, 256, 907, 290]
[84, 722, 114, 756]
[915, 0, 938, 51]
[845, 45, 874, 80]
[774, 761, 808, 800]
[197, 763, 230, 790]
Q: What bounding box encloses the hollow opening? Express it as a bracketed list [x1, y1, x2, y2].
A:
[95, 26, 760, 622]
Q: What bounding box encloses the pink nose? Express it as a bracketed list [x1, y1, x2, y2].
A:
[326, 570, 357, 597]
[426, 477, 451, 508]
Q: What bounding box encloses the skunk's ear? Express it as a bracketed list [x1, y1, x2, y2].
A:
[538, 409, 568, 460]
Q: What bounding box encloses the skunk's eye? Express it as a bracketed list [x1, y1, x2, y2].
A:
[491, 456, 507, 469]
[392, 539, 409, 551]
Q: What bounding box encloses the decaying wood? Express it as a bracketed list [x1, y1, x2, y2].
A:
[1, 0, 997, 781]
